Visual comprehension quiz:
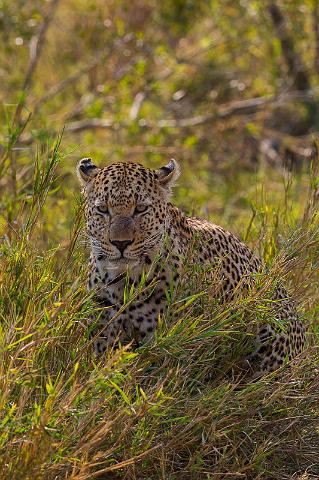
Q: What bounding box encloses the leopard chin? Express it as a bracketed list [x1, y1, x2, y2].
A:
[106, 257, 141, 269]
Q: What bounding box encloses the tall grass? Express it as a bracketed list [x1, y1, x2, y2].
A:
[0, 137, 319, 479]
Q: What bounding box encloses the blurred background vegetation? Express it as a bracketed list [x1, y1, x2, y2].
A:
[2, 0, 319, 246]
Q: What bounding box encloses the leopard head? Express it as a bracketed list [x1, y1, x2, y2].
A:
[77, 158, 180, 266]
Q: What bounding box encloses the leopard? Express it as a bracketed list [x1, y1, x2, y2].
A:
[77, 157, 306, 375]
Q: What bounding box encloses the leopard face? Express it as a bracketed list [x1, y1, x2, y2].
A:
[77, 158, 180, 267]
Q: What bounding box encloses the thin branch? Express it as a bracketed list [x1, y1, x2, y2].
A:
[14, 0, 60, 126]
[259, 127, 315, 158]
[62, 58, 138, 123]
[15, 88, 319, 145]
[129, 92, 147, 121]
[23, 0, 60, 92]
[32, 46, 111, 115]
[32, 34, 136, 116]
[66, 118, 114, 133]
[66, 88, 319, 130]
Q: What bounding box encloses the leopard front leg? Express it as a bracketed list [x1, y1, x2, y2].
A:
[89, 309, 131, 354]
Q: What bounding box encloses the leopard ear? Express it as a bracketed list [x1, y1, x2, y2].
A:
[155, 159, 180, 190]
[77, 158, 100, 185]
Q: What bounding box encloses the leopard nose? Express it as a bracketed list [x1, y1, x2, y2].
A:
[110, 239, 133, 254]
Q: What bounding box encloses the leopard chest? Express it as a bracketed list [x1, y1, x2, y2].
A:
[89, 266, 171, 343]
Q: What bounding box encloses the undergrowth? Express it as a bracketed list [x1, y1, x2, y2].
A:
[0, 137, 319, 480]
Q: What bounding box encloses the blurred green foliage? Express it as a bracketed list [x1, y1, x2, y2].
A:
[1, 0, 319, 244]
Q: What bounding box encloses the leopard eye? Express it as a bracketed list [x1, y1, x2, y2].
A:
[96, 205, 109, 215]
[134, 204, 148, 215]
